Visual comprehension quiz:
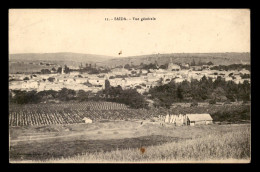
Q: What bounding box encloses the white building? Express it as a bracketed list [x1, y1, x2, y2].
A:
[168, 63, 181, 71]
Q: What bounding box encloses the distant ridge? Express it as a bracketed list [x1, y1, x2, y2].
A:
[9, 52, 250, 67]
[9, 52, 115, 63]
[98, 52, 250, 67]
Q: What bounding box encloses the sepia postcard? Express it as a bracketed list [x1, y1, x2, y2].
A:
[9, 9, 251, 163]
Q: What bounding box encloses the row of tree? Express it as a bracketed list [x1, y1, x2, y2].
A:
[40, 65, 70, 74]
[9, 76, 251, 109]
[147, 76, 251, 108]
[10, 88, 92, 104]
[9, 85, 148, 109]
[99, 81, 147, 108]
[210, 64, 250, 71]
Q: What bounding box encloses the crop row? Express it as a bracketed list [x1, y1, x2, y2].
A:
[9, 109, 162, 126]
[9, 101, 128, 112]
[9, 102, 250, 127]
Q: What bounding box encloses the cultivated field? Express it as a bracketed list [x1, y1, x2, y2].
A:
[9, 121, 250, 163]
[9, 101, 251, 163]
[9, 102, 250, 126]
[9, 62, 54, 74]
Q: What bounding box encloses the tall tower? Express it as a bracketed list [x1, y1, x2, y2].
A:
[61, 66, 64, 74]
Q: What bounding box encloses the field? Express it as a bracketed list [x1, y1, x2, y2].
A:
[9, 102, 251, 163]
[9, 62, 54, 74]
[9, 102, 250, 127]
[9, 121, 250, 163]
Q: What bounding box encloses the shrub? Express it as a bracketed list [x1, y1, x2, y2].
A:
[23, 77, 29, 80]
[190, 101, 198, 107]
[209, 99, 216, 104]
[10, 90, 41, 104]
[41, 69, 51, 74]
[211, 106, 250, 122]
[47, 77, 55, 82]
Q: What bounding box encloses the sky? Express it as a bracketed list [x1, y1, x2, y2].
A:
[9, 9, 250, 57]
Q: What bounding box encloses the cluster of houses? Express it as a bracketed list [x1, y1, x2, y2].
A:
[9, 62, 250, 94]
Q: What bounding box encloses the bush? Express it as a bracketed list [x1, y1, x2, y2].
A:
[58, 88, 76, 101]
[10, 90, 41, 104]
[211, 105, 250, 122]
[209, 99, 216, 104]
[23, 77, 29, 80]
[190, 101, 198, 107]
[77, 90, 89, 102]
[48, 77, 55, 82]
[41, 69, 51, 74]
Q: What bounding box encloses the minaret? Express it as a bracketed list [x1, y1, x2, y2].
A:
[61, 66, 64, 74]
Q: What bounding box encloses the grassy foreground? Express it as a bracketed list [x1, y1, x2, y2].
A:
[15, 125, 250, 163]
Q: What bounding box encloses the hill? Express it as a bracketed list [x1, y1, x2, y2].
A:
[97, 52, 250, 67]
[9, 52, 250, 69]
[9, 52, 115, 63]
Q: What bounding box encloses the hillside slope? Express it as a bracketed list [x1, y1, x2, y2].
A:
[98, 52, 250, 67]
[9, 52, 115, 63]
[9, 52, 250, 67]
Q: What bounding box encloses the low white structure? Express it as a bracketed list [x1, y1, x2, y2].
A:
[186, 114, 213, 126]
[82, 117, 92, 124]
[168, 63, 181, 71]
[173, 78, 185, 83]
[160, 113, 213, 126]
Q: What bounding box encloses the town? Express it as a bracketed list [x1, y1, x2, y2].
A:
[9, 61, 250, 95]
[9, 9, 251, 163]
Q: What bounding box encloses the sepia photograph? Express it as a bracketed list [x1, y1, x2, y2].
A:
[8, 9, 251, 163]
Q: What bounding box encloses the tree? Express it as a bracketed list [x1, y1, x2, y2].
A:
[211, 87, 227, 102]
[190, 101, 198, 107]
[48, 77, 55, 82]
[57, 67, 62, 74]
[77, 90, 89, 101]
[11, 90, 41, 104]
[118, 89, 147, 108]
[157, 77, 164, 86]
[207, 61, 214, 66]
[109, 76, 115, 79]
[23, 77, 29, 80]
[41, 69, 51, 74]
[124, 64, 131, 69]
[191, 59, 196, 66]
[209, 99, 216, 104]
[159, 64, 167, 69]
[155, 60, 158, 67]
[177, 85, 184, 100]
[58, 88, 76, 101]
[198, 59, 202, 66]
[88, 68, 99, 74]
[105, 79, 110, 90]
[64, 65, 70, 74]
[229, 73, 233, 77]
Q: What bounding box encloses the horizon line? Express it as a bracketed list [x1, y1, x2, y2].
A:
[9, 51, 251, 57]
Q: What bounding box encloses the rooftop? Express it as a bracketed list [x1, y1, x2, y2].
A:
[186, 113, 213, 121]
